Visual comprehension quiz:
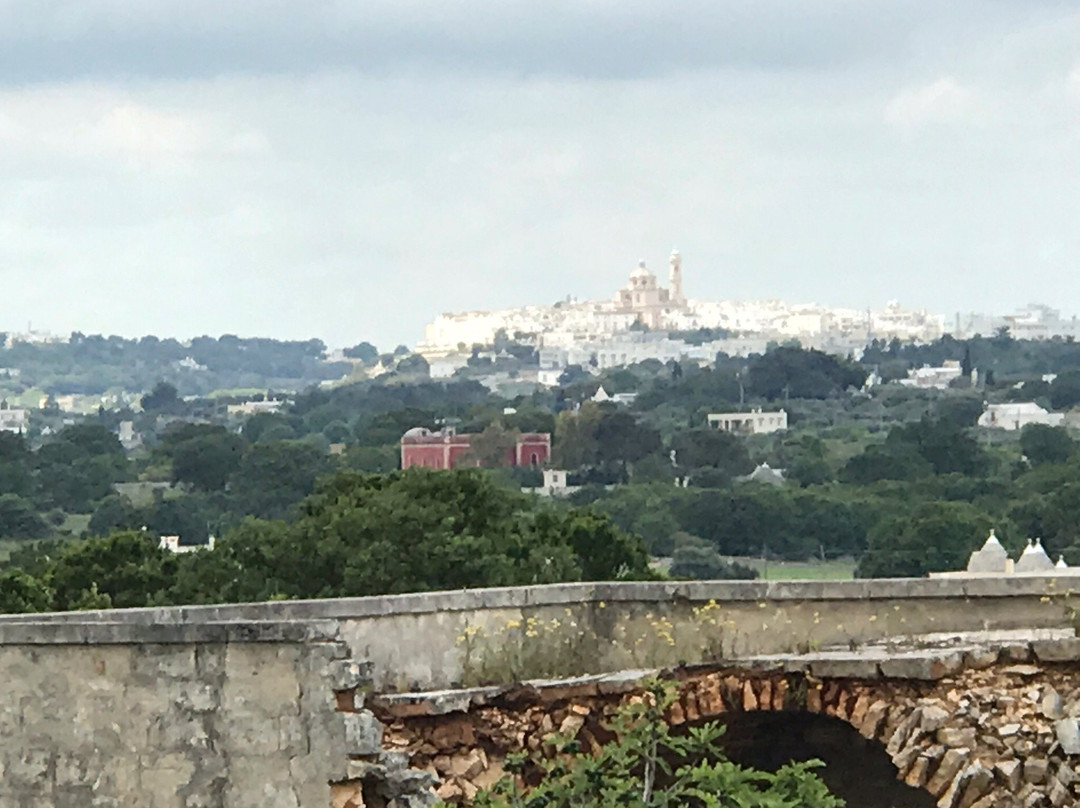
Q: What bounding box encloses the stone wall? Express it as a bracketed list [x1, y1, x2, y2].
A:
[1, 622, 351, 808]
[366, 638, 1080, 807]
[4, 580, 1080, 807]
[3, 578, 1076, 692]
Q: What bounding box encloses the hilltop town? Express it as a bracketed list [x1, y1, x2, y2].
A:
[415, 252, 1080, 387]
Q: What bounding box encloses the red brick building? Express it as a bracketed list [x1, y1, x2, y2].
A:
[400, 427, 551, 470]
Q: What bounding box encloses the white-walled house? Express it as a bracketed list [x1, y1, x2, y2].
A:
[977, 402, 1065, 431]
[0, 404, 29, 434]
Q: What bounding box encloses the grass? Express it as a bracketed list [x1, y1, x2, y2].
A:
[735, 557, 857, 581]
[59, 513, 92, 536]
[0, 538, 20, 563]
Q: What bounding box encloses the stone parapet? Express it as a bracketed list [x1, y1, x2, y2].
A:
[0, 619, 342, 645]
[2, 576, 1078, 625]
[3, 579, 1078, 691]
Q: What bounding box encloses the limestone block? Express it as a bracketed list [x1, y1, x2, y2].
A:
[278, 714, 306, 754]
[904, 754, 931, 788]
[449, 750, 486, 780]
[174, 681, 217, 713]
[1054, 718, 1080, 755]
[1054, 762, 1078, 785]
[808, 658, 880, 679]
[937, 727, 977, 747]
[921, 705, 951, 733]
[757, 679, 773, 711]
[221, 645, 302, 709]
[1048, 777, 1069, 808]
[223, 755, 302, 808]
[741, 680, 758, 711]
[1003, 644, 1033, 663]
[384, 768, 439, 799]
[345, 711, 385, 757]
[1041, 687, 1065, 720]
[887, 708, 924, 756]
[880, 653, 963, 681]
[893, 742, 923, 776]
[329, 660, 375, 692]
[427, 717, 475, 749]
[848, 693, 871, 728]
[141, 760, 199, 801]
[332, 781, 366, 808]
[559, 713, 585, 737]
[435, 781, 463, 803]
[217, 709, 278, 756]
[963, 649, 999, 670]
[955, 764, 994, 808]
[858, 701, 890, 740]
[1032, 638, 1080, 662]
[935, 768, 967, 808]
[771, 678, 787, 711]
[926, 748, 971, 797]
[1023, 757, 1049, 784]
[1001, 664, 1043, 678]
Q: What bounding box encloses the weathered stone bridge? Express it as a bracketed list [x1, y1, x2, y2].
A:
[3, 577, 1080, 807]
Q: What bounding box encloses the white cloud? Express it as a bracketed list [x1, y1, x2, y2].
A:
[0, 85, 268, 168]
[883, 77, 981, 127]
[1069, 65, 1080, 96]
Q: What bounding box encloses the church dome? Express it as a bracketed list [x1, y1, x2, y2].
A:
[630, 260, 654, 280]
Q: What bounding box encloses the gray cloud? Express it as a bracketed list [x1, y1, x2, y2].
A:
[0, 0, 1069, 83]
[0, 2, 1077, 348]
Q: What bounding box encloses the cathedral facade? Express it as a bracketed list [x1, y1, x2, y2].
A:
[613, 250, 687, 329]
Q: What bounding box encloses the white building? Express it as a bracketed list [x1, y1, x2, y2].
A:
[226, 399, 285, 416]
[159, 535, 216, 554]
[930, 531, 1078, 578]
[899, 361, 964, 390]
[954, 304, 1080, 341]
[0, 403, 29, 434]
[417, 251, 946, 363]
[592, 387, 638, 405]
[977, 403, 1065, 431]
[117, 420, 142, 450]
[707, 409, 788, 435]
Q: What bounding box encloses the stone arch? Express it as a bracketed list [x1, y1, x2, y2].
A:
[670, 668, 1073, 808]
[370, 663, 1080, 808]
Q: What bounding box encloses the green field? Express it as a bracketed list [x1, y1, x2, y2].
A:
[0, 539, 17, 563]
[652, 556, 858, 580]
[736, 557, 857, 581]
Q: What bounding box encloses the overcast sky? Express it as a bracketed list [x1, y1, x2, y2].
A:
[0, 1, 1077, 349]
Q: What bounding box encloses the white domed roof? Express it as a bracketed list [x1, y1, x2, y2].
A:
[402, 427, 431, 438]
[966, 529, 1009, 573]
[630, 260, 654, 279]
[1016, 538, 1054, 573]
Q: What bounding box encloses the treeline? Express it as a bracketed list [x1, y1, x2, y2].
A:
[0, 333, 348, 396]
[0, 470, 652, 613]
[861, 331, 1080, 384]
[571, 410, 1080, 579]
[0, 422, 343, 545]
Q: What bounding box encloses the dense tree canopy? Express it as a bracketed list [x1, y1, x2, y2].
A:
[2, 469, 652, 611]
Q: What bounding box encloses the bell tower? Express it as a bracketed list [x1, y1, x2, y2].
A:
[668, 249, 685, 305]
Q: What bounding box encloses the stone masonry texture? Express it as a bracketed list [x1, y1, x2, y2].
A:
[0, 640, 348, 808]
[4, 581, 1080, 806]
